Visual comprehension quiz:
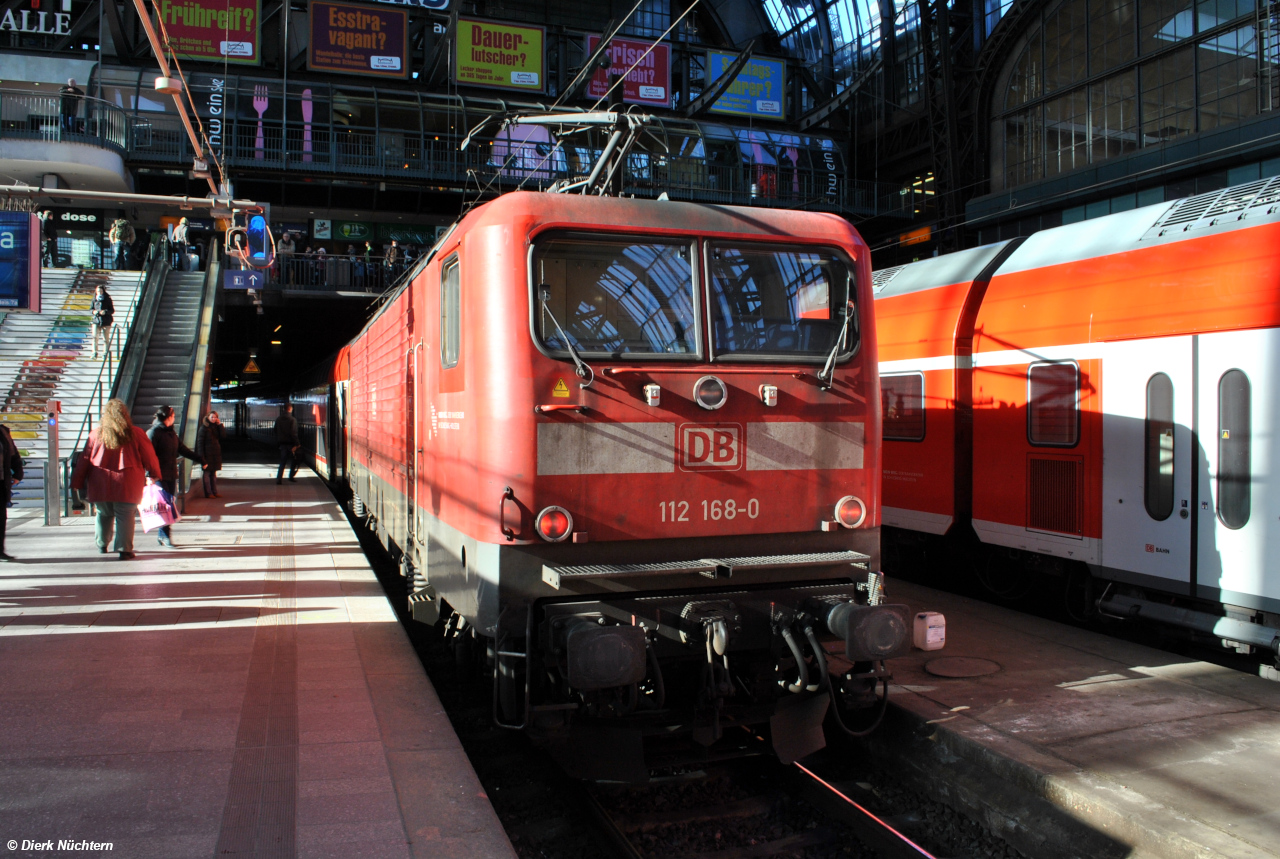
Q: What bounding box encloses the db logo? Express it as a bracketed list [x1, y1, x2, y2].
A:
[1145, 544, 1155, 553]
[680, 424, 742, 471]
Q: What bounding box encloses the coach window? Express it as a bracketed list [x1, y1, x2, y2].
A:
[1144, 373, 1174, 521]
[1217, 369, 1251, 530]
[531, 237, 698, 357]
[881, 373, 925, 441]
[1027, 362, 1079, 446]
[441, 257, 460, 369]
[708, 244, 857, 361]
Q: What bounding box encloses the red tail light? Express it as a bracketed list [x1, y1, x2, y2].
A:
[536, 506, 573, 542]
[834, 495, 866, 529]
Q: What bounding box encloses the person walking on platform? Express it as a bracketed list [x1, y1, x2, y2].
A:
[39, 211, 56, 267]
[0, 421, 23, 561]
[196, 410, 225, 498]
[274, 403, 299, 484]
[147, 405, 201, 548]
[90, 283, 114, 359]
[70, 399, 161, 560]
[278, 231, 296, 285]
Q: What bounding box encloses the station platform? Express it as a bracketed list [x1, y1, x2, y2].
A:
[0, 460, 516, 859]
[875, 579, 1280, 859]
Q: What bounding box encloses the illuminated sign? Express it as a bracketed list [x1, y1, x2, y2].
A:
[454, 17, 544, 93]
[0, 0, 71, 35]
[309, 1, 408, 79]
[585, 35, 670, 108]
[0, 213, 40, 311]
[159, 0, 261, 65]
[706, 50, 785, 119]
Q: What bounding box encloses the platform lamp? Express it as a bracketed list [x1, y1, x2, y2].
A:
[43, 398, 61, 526]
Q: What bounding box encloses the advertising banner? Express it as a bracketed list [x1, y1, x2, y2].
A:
[0, 213, 40, 311]
[454, 17, 544, 93]
[309, 1, 408, 79]
[706, 51, 785, 119]
[376, 223, 433, 244]
[585, 35, 671, 108]
[157, 0, 261, 65]
[332, 220, 375, 242]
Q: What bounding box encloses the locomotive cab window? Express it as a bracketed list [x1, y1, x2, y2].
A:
[531, 236, 698, 358]
[441, 257, 461, 369]
[708, 244, 858, 361]
[881, 373, 925, 441]
[1217, 368, 1251, 530]
[1027, 362, 1079, 447]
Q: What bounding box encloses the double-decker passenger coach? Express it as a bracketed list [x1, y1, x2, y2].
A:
[307, 190, 912, 777]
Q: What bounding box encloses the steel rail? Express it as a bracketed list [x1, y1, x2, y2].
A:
[792, 761, 939, 859]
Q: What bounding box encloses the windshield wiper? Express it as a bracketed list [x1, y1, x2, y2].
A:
[539, 284, 595, 388]
[816, 276, 855, 389]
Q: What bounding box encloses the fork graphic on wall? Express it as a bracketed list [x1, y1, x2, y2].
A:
[253, 85, 268, 159]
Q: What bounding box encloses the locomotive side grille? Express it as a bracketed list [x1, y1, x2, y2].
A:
[1026, 456, 1083, 536]
[872, 265, 906, 293]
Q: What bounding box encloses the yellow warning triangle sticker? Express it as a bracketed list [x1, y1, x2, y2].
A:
[552, 378, 571, 398]
[243, 358, 261, 374]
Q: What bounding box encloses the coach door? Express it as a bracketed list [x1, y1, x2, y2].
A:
[406, 345, 421, 550]
[1195, 330, 1280, 607]
[1100, 338, 1194, 588]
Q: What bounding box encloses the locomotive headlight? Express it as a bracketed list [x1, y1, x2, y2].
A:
[693, 375, 728, 410]
[536, 506, 574, 542]
[834, 495, 867, 528]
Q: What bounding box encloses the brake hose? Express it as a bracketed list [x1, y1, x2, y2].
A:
[780, 626, 810, 693]
[827, 673, 890, 738]
[804, 626, 829, 692]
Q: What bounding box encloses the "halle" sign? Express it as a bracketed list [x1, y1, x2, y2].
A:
[0, 0, 73, 35]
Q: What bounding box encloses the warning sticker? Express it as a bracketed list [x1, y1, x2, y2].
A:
[552, 379, 570, 398]
[243, 358, 261, 374]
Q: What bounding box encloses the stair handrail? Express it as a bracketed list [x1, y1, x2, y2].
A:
[65, 238, 165, 471]
[176, 239, 222, 507]
[112, 234, 172, 408]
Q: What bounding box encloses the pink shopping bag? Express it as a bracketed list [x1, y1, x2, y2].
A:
[139, 483, 180, 533]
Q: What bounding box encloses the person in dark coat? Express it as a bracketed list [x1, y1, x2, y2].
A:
[195, 410, 225, 498]
[147, 405, 201, 547]
[59, 78, 83, 134]
[91, 283, 114, 359]
[0, 421, 24, 560]
[40, 210, 57, 267]
[274, 403, 299, 484]
[70, 399, 161, 560]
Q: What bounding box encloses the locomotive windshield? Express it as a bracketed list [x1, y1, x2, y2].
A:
[708, 244, 858, 361]
[533, 237, 698, 357]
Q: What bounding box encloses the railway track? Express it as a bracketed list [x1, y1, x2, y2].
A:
[585, 759, 941, 859]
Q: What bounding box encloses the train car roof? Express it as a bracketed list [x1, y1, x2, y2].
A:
[873, 177, 1280, 289]
[873, 241, 1013, 299]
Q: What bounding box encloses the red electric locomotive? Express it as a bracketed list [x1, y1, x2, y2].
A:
[875, 177, 1280, 658]
[300, 190, 911, 777]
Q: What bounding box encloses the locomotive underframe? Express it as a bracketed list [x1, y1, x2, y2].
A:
[350, 464, 895, 775]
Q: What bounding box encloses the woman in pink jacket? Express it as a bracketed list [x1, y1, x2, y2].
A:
[71, 398, 161, 559]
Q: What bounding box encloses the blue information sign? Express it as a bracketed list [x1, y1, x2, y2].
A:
[0, 212, 40, 311]
[706, 51, 785, 119]
[224, 269, 268, 290]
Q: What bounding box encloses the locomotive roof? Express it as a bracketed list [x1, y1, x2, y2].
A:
[457, 191, 862, 244]
[873, 176, 1280, 294]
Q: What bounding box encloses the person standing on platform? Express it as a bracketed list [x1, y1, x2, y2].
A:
[147, 405, 201, 548]
[362, 240, 374, 291]
[170, 217, 189, 270]
[0, 421, 23, 561]
[59, 78, 83, 134]
[278, 231, 296, 285]
[196, 410, 225, 498]
[90, 283, 114, 359]
[108, 217, 134, 270]
[70, 399, 161, 560]
[274, 403, 299, 484]
[384, 240, 400, 281]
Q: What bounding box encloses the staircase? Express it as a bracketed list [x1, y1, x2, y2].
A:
[131, 272, 205, 428]
[0, 269, 145, 509]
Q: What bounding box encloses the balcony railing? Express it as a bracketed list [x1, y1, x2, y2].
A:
[128, 112, 915, 218]
[0, 89, 130, 153]
[228, 252, 403, 294]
